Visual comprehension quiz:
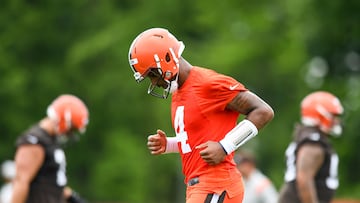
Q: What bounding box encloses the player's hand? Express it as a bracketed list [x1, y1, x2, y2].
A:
[196, 141, 227, 165]
[147, 129, 167, 155]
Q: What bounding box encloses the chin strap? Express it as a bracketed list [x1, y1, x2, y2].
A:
[219, 120, 258, 154]
[167, 73, 179, 94]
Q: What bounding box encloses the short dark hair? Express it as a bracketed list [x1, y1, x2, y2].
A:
[234, 150, 256, 165]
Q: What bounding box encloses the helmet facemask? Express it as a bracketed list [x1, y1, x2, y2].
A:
[56, 126, 83, 146]
[330, 123, 342, 137]
[146, 68, 179, 99]
[316, 104, 343, 137]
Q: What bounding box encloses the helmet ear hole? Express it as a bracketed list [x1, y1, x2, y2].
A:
[165, 53, 171, 62]
[165, 71, 172, 79]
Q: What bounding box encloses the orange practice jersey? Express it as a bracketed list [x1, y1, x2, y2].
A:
[171, 66, 247, 184]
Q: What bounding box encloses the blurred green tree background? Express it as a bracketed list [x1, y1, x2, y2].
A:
[0, 0, 359, 202]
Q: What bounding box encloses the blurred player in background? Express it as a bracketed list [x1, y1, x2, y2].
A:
[234, 150, 278, 203]
[278, 91, 344, 203]
[11, 94, 89, 203]
[0, 160, 16, 203]
[128, 27, 274, 203]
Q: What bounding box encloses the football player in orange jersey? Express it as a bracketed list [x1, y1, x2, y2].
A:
[11, 94, 89, 203]
[128, 28, 274, 203]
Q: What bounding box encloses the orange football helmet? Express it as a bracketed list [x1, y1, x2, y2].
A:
[301, 91, 344, 136]
[128, 28, 185, 98]
[47, 94, 89, 135]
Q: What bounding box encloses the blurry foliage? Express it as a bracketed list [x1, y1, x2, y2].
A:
[0, 0, 359, 202]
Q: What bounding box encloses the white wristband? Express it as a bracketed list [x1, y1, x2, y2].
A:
[219, 119, 258, 154]
[164, 137, 179, 153]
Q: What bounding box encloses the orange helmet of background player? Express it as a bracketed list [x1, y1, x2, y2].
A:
[128, 28, 185, 83]
[301, 91, 343, 135]
[47, 94, 89, 135]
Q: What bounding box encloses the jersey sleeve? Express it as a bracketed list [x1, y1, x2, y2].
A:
[297, 128, 326, 148]
[16, 134, 41, 147]
[199, 72, 247, 112]
[15, 126, 49, 148]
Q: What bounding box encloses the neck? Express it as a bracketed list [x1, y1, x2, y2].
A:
[178, 57, 192, 87]
[39, 117, 56, 136]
